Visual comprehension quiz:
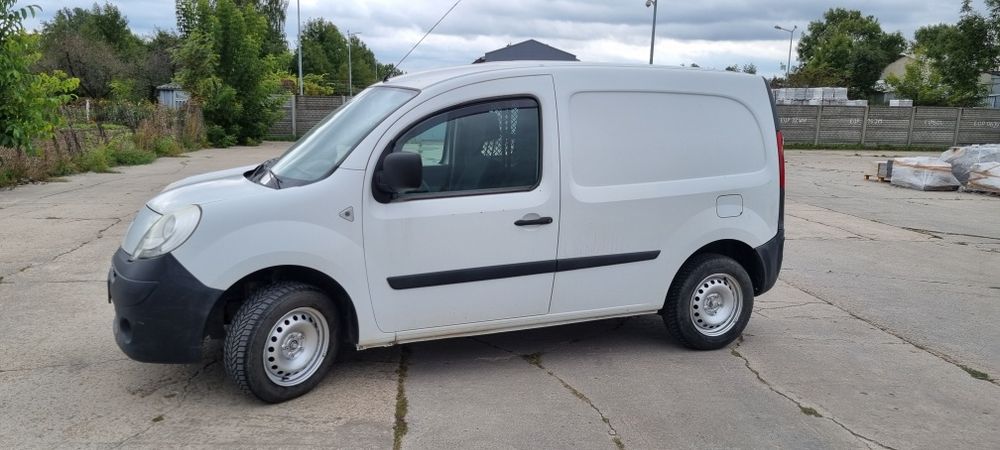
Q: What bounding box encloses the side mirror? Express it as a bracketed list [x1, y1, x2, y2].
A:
[378, 152, 423, 194]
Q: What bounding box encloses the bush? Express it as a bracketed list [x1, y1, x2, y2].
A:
[105, 136, 155, 165]
[151, 135, 183, 156]
[76, 146, 111, 172]
[206, 124, 237, 148]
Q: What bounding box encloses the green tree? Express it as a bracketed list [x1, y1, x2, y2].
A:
[724, 63, 757, 74]
[796, 8, 906, 99]
[139, 30, 182, 98]
[377, 62, 404, 80]
[913, 1, 998, 106]
[37, 2, 145, 98]
[335, 34, 376, 93]
[1, 1, 79, 153]
[787, 63, 849, 88]
[885, 52, 951, 106]
[175, 0, 283, 146]
[235, 0, 288, 55]
[294, 18, 347, 87]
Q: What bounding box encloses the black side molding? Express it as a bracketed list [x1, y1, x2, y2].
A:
[387, 250, 660, 290]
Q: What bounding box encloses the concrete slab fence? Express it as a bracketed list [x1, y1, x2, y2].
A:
[269, 98, 1000, 147]
[268, 95, 351, 138]
[777, 105, 1000, 146]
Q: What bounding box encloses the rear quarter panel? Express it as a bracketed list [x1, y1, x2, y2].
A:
[548, 68, 779, 313]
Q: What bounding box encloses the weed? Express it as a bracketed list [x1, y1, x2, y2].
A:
[960, 365, 992, 381]
[393, 346, 411, 450]
[151, 136, 183, 156]
[521, 352, 543, 366]
[799, 406, 822, 417]
[76, 147, 111, 173]
[97, 135, 155, 166]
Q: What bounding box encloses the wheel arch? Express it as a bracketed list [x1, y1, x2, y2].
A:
[205, 265, 360, 346]
[677, 239, 766, 296]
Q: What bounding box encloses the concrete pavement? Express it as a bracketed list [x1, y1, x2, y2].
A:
[0, 145, 997, 448]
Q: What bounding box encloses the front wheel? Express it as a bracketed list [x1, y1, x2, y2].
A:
[224, 282, 340, 403]
[662, 254, 754, 350]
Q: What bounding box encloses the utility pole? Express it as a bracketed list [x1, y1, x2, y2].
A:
[646, 0, 658, 65]
[346, 30, 361, 96]
[296, 0, 303, 95]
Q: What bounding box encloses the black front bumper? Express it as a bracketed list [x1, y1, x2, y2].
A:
[108, 248, 222, 363]
[752, 228, 784, 295]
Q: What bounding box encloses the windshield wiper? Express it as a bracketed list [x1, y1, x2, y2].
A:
[251, 158, 284, 188]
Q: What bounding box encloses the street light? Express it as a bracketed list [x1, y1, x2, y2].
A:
[774, 24, 797, 79]
[346, 30, 361, 96]
[296, 0, 302, 95]
[646, 0, 658, 65]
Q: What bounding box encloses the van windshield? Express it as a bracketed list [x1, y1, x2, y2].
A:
[266, 86, 417, 186]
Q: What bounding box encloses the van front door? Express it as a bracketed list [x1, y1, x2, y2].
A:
[363, 76, 559, 333]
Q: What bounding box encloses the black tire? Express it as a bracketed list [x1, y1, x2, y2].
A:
[224, 281, 340, 403]
[662, 253, 754, 350]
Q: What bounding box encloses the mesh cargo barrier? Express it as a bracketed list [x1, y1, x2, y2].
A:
[940, 145, 1000, 185]
[890, 157, 960, 191]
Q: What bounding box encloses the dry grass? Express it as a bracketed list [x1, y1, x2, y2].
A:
[1, 103, 206, 188]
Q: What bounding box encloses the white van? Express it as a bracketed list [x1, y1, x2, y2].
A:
[109, 62, 785, 402]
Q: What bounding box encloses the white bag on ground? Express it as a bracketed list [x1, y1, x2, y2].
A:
[966, 162, 1000, 194]
[940, 145, 1000, 185]
[890, 157, 961, 191]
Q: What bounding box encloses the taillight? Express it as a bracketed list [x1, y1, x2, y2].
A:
[776, 131, 785, 189]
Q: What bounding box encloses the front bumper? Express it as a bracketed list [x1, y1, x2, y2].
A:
[108, 248, 222, 363]
[752, 228, 784, 295]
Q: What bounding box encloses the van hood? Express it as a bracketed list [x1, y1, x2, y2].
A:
[148, 165, 267, 213]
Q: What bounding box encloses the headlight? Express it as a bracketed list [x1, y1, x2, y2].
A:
[132, 205, 201, 259]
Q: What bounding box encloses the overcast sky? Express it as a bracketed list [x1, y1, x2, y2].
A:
[25, 0, 984, 77]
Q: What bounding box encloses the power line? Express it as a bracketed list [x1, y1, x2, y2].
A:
[392, 0, 463, 75]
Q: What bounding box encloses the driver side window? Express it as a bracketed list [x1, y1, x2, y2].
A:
[391, 97, 540, 196]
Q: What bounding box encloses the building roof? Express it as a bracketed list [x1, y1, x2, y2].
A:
[473, 39, 578, 63]
[156, 82, 183, 91]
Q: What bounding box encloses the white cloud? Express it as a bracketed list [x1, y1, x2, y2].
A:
[26, 0, 976, 78]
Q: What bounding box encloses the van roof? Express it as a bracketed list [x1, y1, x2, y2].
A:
[382, 61, 757, 90]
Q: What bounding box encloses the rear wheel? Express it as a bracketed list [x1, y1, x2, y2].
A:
[662, 254, 753, 350]
[224, 282, 339, 403]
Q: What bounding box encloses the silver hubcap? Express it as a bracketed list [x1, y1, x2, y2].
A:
[690, 273, 742, 336]
[262, 307, 329, 387]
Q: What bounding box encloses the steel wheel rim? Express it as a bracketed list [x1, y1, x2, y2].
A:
[689, 273, 742, 336]
[262, 307, 329, 387]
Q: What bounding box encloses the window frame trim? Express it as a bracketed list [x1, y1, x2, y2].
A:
[372, 94, 544, 204]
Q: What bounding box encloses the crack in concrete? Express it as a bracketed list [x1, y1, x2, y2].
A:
[392, 346, 411, 450]
[4, 279, 106, 285]
[786, 212, 872, 240]
[112, 357, 219, 448]
[35, 176, 123, 201]
[902, 227, 1000, 242]
[0, 357, 128, 374]
[782, 278, 999, 388]
[1, 217, 123, 281]
[729, 345, 896, 450]
[755, 302, 824, 311]
[786, 267, 992, 292]
[793, 203, 1000, 243]
[471, 338, 625, 449]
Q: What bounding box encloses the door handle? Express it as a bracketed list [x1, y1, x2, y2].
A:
[514, 216, 553, 226]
